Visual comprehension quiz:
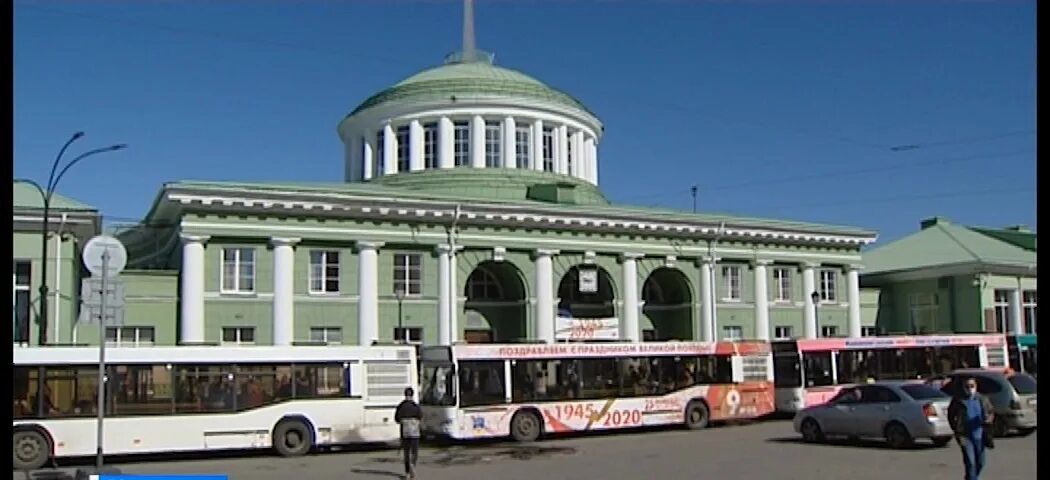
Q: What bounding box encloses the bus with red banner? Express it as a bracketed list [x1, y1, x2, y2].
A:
[417, 341, 774, 442]
[772, 333, 1008, 414]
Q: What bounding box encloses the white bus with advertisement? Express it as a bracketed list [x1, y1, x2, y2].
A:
[12, 345, 416, 470]
[417, 340, 775, 442]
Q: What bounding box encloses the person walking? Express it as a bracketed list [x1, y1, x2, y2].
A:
[394, 387, 423, 479]
[947, 377, 995, 480]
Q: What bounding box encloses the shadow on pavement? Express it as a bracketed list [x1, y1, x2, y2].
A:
[350, 468, 405, 479]
[371, 445, 577, 467]
[766, 436, 943, 451]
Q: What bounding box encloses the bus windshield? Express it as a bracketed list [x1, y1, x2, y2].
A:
[420, 364, 456, 406]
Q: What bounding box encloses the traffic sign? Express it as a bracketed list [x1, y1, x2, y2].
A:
[82, 235, 127, 278]
[78, 304, 125, 327]
[81, 278, 125, 308]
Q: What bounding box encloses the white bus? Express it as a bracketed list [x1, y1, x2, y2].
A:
[13, 345, 417, 470]
[418, 341, 775, 443]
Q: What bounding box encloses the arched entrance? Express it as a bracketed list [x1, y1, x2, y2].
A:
[641, 267, 694, 341]
[557, 265, 616, 321]
[463, 261, 527, 343]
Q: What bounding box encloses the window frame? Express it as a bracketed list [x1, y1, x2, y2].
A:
[375, 130, 386, 176]
[484, 123, 502, 167]
[861, 326, 878, 337]
[514, 125, 531, 168]
[308, 250, 341, 295]
[392, 253, 423, 296]
[392, 327, 423, 344]
[395, 125, 410, 172]
[772, 267, 792, 303]
[105, 326, 156, 347]
[542, 127, 554, 172]
[994, 289, 1011, 333]
[13, 260, 31, 344]
[221, 327, 256, 346]
[422, 122, 438, 169]
[773, 326, 793, 340]
[1022, 290, 1036, 334]
[722, 325, 743, 341]
[453, 121, 471, 166]
[220, 247, 256, 294]
[308, 326, 343, 345]
[820, 325, 839, 338]
[721, 265, 742, 301]
[818, 269, 837, 303]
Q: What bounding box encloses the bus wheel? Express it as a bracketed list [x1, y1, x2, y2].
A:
[510, 410, 542, 443]
[684, 401, 709, 430]
[13, 429, 51, 471]
[273, 420, 314, 457]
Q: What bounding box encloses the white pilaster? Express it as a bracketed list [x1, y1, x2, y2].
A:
[449, 247, 460, 342]
[503, 116, 516, 169]
[847, 266, 862, 338]
[438, 117, 454, 169]
[471, 115, 485, 168]
[699, 257, 715, 342]
[532, 119, 544, 171]
[753, 259, 771, 341]
[621, 253, 643, 342]
[557, 125, 569, 174]
[802, 263, 818, 339]
[362, 134, 375, 181]
[571, 131, 584, 178]
[271, 237, 300, 346]
[586, 138, 598, 184]
[437, 244, 452, 346]
[383, 124, 396, 175]
[356, 241, 384, 346]
[534, 249, 559, 344]
[409, 120, 424, 172]
[179, 234, 209, 345]
[1009, 283, 1023, 334]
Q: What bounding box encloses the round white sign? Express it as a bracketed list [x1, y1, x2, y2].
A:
[82, 235, 127, 277]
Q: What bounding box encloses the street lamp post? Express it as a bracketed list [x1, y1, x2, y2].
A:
[811, 291, 821, 337]
[15, 133, 127, 346]
[395, 286, 407, 343]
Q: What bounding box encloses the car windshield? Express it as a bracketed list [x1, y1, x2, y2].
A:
[901, 384, 949, 400]
[1008, 373, 1038, 395]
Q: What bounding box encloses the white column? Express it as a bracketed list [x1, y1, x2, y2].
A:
[438, 117, 454, 169]
[356, 241, 384, 346]
[503, 116, 516, 169]
[409, 120, 424, 172]
[271, 237, 299, 346]
[753, 259, 771, 341]
[532, 119, 544, 171]
[699, 257, 715, 342]
[621, 253, 643, 342]
[587, 139, 598, 183]
[449, 247, 460, 342]
[534, 249, 558, 344]
[802, 263, 818, 339]
[556, 125, 569, 174]
[1009, 283, 1023, 334]
[847, 266, 862, 338]
[437, 244, 452, 346]
[571, 131, 584, 179]
[179, 234, 209, 345]
[383, 124, 396, 175]
[362, 133, 375, 181]
[471, 115, 485, 168]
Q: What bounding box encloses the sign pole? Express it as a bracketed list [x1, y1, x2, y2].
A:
[96, 249, 109, 470]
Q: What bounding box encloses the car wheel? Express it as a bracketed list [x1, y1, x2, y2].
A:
[884, 422, 913, 449]
[993, 417, 1010, 437]
[684, 401, 710, 430]
[931, 436, 952, 447]
[13, 429, 51, 471]
[800, 418, 825, 443]
[510, 410, 542, 443]
[273, 419, 313, 457]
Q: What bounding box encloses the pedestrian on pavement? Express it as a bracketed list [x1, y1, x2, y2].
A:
[394, 387, 423, 479]
[947, 377, 995, 480]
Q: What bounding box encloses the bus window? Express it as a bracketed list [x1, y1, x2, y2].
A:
[13, 367, 38, 419]
[876, 349, 906, 380]
[173, 365, 237, 414]
[459, 360, 505, 407]
[511, 359, 567, 402]
[234, 365, 278, 410]
[906, 349, 936, 379]
[577, 358, 619, 400]
[112, 364, 174, 416]
[695, 355, 733, 384]
[294, 363, 346, 398]
[773, 354, 802, 388]
[420, 364, 456, 406]
[620, 358, 651, 396]
[42, 367, 102, 417]
[836, 350, 869, 384]
[802, 352, 833, 387]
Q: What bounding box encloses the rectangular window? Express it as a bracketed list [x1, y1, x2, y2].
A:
[42, 366, 102, 417]
[566, 134, 574, 174]
[484, 123, 501, 167]
[722, 325, 743, 341]
[220, 248, 255, 293]
[994, 289, 1011, 333]
[453, 121, 470, 166]
[395, 126, 410, 172]
[221, 327, 255, 345]
[458, 360, 506, 407]
[821, 325, 839, 338]
[721, 265, 742, 301]
[773, 326, 793, 339]
[393, 254, 422, 296]
[819, 270, 837, 302]
[309, 327, 342, 344]
[110, 364, 174, 416]
[1023, 290, 1036, 334]
[515, 126, 531, 168]
[309, 250, 340, 294]
[392, 327, 423, 343]
[105, 327, 156, 347]
[772, 267, 792, 302]
[423, 122, 438, 168]
[909, 293, 939, 333]
[861, 326, 878, 337]
[542, 127, 554, 171]
[375, 130, 385, 177]
[13, 260, 31, 344]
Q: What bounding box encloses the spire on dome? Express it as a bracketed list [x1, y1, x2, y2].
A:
[444, 0, 494, 65]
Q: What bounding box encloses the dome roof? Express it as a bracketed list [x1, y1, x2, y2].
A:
[348, 53, 597, 119]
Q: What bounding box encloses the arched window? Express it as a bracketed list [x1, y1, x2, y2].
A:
[467, 267, 503, 300]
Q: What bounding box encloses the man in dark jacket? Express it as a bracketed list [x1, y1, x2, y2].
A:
[946, 377, 995, 480]
[394, 387, 423, 479]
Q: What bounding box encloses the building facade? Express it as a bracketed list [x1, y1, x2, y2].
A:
[861, 217, 1037, 336]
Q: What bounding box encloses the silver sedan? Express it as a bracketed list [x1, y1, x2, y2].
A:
[792, 381, 954, 449]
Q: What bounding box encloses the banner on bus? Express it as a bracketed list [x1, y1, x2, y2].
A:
[555, 316, 619, 341]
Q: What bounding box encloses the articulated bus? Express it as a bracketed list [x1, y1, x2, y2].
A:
[1007, 334, 1038, 376]
[772, 334, 1008, 414]
[13, 345, 417, 470]
[417, 341, 775, 442]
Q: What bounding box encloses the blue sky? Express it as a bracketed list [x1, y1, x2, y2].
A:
[14, 0, 1036, 244]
